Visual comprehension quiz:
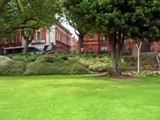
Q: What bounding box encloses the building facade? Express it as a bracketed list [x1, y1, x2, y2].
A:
[70, 36, 78, 54]
[30, 24, 72, 53]
[82, 33, 109, 53]
[54, 24, 71, 53]
[0, 24, 72, 54]
[0, 32, 22, 48]
[82, 33, 160, 54]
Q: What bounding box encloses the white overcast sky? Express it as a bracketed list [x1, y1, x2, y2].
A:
[61, 22, 78, 40]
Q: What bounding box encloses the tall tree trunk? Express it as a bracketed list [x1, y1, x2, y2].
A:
[111, 43, 122, 75]
[21, 29, 35, 54]
[110, 32, 124, 75]
[23, 39, 29, 54]
[111, 52, 122, 75]
[77, 34, 84, 53]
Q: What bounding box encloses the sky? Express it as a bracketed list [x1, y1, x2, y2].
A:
[61, 22, 78, 40]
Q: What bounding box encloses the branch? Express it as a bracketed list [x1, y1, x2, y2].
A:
[21, 30, 28, 40]
[15, 0, 22, 13]
[0, 18, 38, 34]
[21, 29, 35, 44]
[29, 30, 35, 43]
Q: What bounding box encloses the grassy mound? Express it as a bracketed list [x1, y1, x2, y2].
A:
[0, 56, 25, 75]
[0, 54, 131, 75]
[7, 54, 39, 62]
[24, 55, 89, 75]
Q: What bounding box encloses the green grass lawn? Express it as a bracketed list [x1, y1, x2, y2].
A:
[0, 75, 160, 120]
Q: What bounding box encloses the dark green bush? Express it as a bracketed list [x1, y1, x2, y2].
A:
[43, 56, 55, 63]
[123, 55, 136, 63]
[61, 56, 68, 60]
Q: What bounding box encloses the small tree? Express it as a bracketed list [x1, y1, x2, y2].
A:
[135, 39, 142, 73]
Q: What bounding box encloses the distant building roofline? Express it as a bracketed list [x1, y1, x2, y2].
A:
[56, 23, 72, 35]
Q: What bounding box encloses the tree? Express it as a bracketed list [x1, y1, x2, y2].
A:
[14, 0, 61, 53]
[129, 1, 160, 73]
[63, 0, 160, 75]
[0, 0, 62, 53]
[21, 28, 35, 53]
[63, 0, 96, 52]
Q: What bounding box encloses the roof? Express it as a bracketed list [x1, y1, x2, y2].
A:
[56, 23, 72, 35]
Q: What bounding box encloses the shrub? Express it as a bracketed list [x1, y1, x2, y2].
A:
[79, 55, 113, 72]
[7, 54, 39, 62]
[140, 52, 157, 68]
[24, 55, 89, 75]
[123, 55, 136, 63]
[122, 70, 160, 77]
[61, 56, 68, 61]
[0, 54, 130, 75]
[0, 56, 26, 75]
[43, 55, 55, 63]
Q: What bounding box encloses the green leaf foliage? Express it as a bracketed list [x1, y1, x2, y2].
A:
[63, 0, 160, 39]
[0, 0, 62, 39]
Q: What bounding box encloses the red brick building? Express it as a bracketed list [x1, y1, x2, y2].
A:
[0, 32, 22, 48]
[82, 33, 160, 54]
[0, 24, 72, 54]
[54, 24, 72, 53]
[70, 36, 78, 54]
[82, 33, 110, 53]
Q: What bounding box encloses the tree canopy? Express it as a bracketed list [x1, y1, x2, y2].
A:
[0, 0, 61, 36]
[63, 0, 97, 51]
[0, 0, 62, 53]
[63, 0, 160, 75]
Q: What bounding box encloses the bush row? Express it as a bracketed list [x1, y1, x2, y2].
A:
[0, 54, 117, 75]
[0, 54, 135, 75]
[0, 55, 89, 75]
[122, 70, 160, 77]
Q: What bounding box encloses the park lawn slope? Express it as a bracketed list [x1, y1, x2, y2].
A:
[0, 76, 160, 120]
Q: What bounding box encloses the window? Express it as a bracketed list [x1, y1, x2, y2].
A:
[101, 34, 108, 41]
[58, 34, 61, 41]
[56, 32, 58, 40]
[102, 36, 106, 40]
[100, 46, 107, 52]
[57, 32, 59, 40]
[60, 35, 62, 41]
[36, 31, 41, 40]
